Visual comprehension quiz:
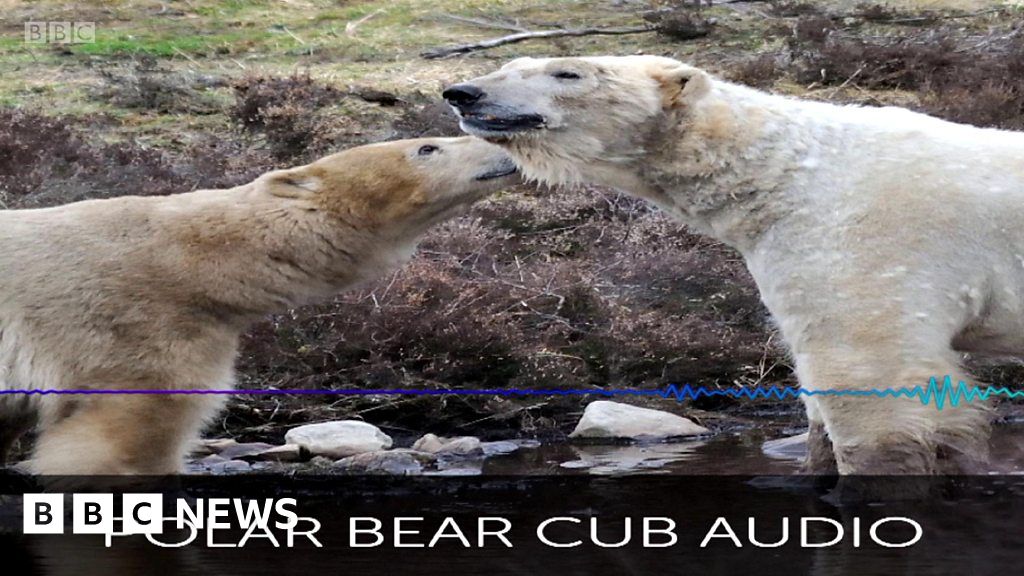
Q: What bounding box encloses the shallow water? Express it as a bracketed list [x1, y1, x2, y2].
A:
[479, 433, 802, 475]
[206, 421, 1024, 476]
[477, 422, 1024, 475]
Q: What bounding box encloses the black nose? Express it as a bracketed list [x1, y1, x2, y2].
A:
[442, 84, 484, 107]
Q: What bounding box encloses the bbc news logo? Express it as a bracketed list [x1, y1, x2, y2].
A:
[23, 494, 322, 548]
[24, 21, 96, 44]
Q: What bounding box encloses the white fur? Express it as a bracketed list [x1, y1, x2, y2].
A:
[456, 55, 1024, 474]
[0, 137, 514, 474]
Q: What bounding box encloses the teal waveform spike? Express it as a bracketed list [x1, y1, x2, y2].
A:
[660, 376, 1024, 411]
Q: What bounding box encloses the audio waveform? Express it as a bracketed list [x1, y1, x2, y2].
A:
[1, 377, 1021, 410]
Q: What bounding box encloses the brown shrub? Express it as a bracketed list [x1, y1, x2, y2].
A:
[230, 74, 342, 160]
[790, 15, 837, 46]
[855, 2, 899, 22]
[769, 1, 823, 18]
[925, 83, 1024, 131]
[230, 74, 339, 129]
[920, 40, 1024, 130]
[794, 32, 963, 90]
[0, 110, 273, 209]
[786, 17, 1024, 129]
[0, 110, 181, 207]
[644, 9, 714, 42]
[392, 98, 461, 138]
[728, 54, 781, 88]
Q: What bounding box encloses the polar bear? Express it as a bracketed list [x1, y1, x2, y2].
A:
[0, 137, 517, 474]
[444, 55, 1024, 475]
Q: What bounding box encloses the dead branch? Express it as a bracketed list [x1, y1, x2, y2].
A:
[421, 25, 653, 59]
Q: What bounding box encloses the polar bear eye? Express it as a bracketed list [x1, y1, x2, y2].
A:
[418, 145, 439, 156]
[551, 71, 582, 80]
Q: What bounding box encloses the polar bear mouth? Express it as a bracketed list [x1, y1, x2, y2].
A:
[474, 157, 519, 181]
[460, 112, 546, 135]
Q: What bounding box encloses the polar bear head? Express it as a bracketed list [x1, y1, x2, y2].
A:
[443, 56, 711, 189]
[256, 136, 517, 241]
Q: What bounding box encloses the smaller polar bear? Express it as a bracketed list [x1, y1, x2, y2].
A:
[445, 55, 1024, 475]
[0, 137, 517, 474]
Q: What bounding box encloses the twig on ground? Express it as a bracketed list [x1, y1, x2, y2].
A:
[438, 13, 528, 33]
[346, 8, 385, 37]
[421, 25, 653, 59]
[171, 46, 200, 67]
[823, 64, 865, 98]
[459, 402, 548, 429]
[280, 26, 305, 45]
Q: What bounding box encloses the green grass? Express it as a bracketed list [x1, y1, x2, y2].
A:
[70, 28, 300, 56]
[0, 0, 1010, 147]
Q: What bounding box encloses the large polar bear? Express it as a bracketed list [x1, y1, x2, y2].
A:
[0, 137, 517, 474]
[444, 55, 1024, 475]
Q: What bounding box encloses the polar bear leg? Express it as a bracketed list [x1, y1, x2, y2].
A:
[31, 394, 223, 475]
[801, 397, 837, 474]
[799, 351, 990, 475]
[0, 410, 35, 465]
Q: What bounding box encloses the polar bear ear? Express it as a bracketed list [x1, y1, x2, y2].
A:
[257, 168, 322, 199]
[651, 64, 711, 109]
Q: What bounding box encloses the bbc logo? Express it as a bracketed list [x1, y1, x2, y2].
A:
[23, 493, 163, 535]
[24, 21, 96, 44]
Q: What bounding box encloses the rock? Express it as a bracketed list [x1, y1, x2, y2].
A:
[480, 441, 520, 457]
[219, 460, 252, 473]
[569, 401, 709, 440]
[188, 454, 252, 474]
[308, 456, 337, 469]
[437, 437, 483, 457]
[253, 444, 305, 463]
[513, 439, 542, 449]
[412, 434, 483, 457]
[411, 433, 446, 453]
[192, 438, 238, 456]
[219, 442, 276, 460]
[762, 432, 808, 461]
[334, 449, 432, 475]
[285, 421, 392, 458]
[559, 460, 595, 470]
[425, 467, 483, 477]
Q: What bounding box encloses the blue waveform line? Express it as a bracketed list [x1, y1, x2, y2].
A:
[658, 377, 1024, 411]
[1, 377, 1022, 410]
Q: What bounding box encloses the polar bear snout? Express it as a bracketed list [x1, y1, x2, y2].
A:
[442, 83, 485, 107]
[443, 81, 547, 138]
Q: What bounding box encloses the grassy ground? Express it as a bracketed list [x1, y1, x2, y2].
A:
[2, 0, 1023, 445]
